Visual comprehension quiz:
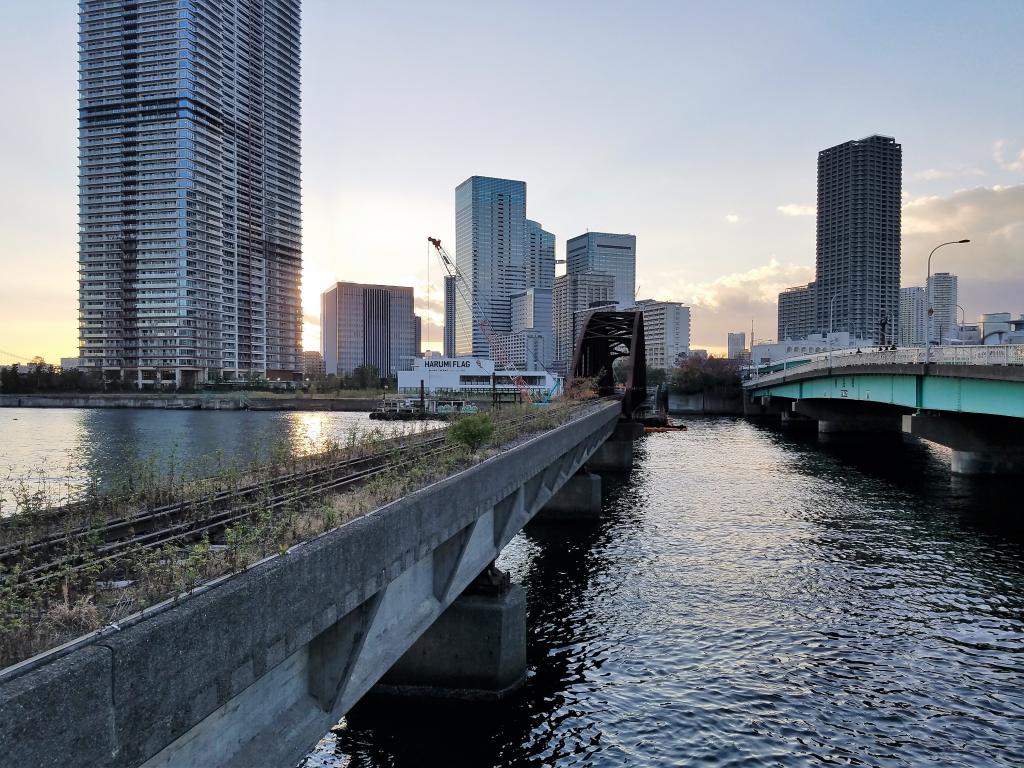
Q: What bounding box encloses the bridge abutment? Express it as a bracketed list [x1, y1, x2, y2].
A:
[536, 469, 602, 520]
[370, 565, 527, 702]
[792, 401, 904, 440]
[902, 413, 1024, 475]
[585, 421, 642, 472]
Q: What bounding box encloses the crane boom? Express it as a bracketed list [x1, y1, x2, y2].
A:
[428, 237, 534, 402]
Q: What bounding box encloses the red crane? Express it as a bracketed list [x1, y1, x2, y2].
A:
[428, 237, 534, 402]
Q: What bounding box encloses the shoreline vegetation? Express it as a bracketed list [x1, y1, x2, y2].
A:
[0, 399, 591, 669]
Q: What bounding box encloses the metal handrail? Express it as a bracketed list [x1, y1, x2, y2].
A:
[745, 345, 1024, 387]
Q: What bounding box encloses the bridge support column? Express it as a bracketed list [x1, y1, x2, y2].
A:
[585, 421, 642, 472]
[792, 401, 903, 441]
[371, 564, 526, 701]
[902, 413, 1024, 475]
[537, 469, 602, 520]
[744, 394, 787, 420]
[780, 410, 815, 430]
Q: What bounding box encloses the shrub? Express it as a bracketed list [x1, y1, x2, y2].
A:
[448, 412, 495, 452]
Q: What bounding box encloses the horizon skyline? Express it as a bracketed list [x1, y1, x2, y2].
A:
[2, 1, 1023, 364]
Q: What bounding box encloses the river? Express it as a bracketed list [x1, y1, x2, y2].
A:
[2, 409, 1021, 765]
[0, 408, 427, 513]
[301, 416, 1023, 767]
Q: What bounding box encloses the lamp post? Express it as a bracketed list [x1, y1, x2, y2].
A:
[828, 292, 844, 368]
[925, 239, 970, 363]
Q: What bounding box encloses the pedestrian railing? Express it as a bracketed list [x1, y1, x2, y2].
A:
[745, 345, 1024, 387]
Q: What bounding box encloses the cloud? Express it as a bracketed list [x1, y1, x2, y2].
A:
[914, 166, 984, 181]
[725, 214, 740, 224]
[902, 184, 1024, 312]
[777, 203, 815, 217]
[993, 139, 1024, 172]
[657, 259, 814, 350]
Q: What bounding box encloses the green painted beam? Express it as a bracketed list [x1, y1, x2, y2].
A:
[750, 373, 1024, 419]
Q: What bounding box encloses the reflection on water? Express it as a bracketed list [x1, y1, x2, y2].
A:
[0, 408, 423, 512]
[302, 417, 1024, 768]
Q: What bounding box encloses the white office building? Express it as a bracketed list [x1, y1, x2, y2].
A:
[509, 287, 554, 368]
[899, 287, 927, 346]
[524, 220, 555, 290]
[727, 332, 747, 360]
[398, 357, 558, 396]
[927, 272, 958, 344]
[632, 300, 690, 369]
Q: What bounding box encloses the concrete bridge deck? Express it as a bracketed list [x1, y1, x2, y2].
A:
[0, 401, 635, 768]
[744, 346, 1024, 473]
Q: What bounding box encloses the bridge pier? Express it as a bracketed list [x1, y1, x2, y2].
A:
[369, 564, 527, 702]
[791, 401, 904, 441]
[743, 394, 786, 420]
[780, 410, 816, 430]
[536, 469, 602, 520]
[585, 421, 642, 472]
[902, 413, 1024, 475]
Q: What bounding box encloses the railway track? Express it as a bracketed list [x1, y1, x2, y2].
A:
[0, 428, 445, 567]
[1, 405, 586, 590]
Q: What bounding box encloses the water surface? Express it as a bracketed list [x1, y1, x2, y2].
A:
[301, 417, 1023, 767]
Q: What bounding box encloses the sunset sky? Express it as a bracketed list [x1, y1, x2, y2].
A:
[1, 0, 1022, 363]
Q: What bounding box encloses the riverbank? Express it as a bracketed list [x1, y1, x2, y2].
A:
[0, 393, 385, 411]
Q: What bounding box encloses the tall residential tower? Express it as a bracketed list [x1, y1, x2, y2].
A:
[78, 0, 302, 386]
[814, 135, 901, 343]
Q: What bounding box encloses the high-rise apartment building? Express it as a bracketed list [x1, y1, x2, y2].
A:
[777, 281, 816, 340]
[814, 135, 901, 343]
[727, 332, 747, 360]
[524, 220, 555, 290]
[927, 272, 958, 344]
[553, 272, 614, 372]
[77, 0, 302, 385]
[632, 300, 690, 369]
[454, 176, 527, 356]
[321, 282, 417, 377]
[899, 287, 927, 346]
[443, 275, 456, 357]
[565, 232, 636, 309]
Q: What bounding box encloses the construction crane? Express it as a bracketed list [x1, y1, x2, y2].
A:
[427, 237, 535, 403]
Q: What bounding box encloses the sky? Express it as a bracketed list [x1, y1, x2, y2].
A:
[1, 0, 1022, 363]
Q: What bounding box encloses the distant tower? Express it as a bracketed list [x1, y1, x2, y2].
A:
[814, 135, 901, 343]
[524, 220, 555, 290]
[899, 287, 927, 346]
[443, 275, 456, 357]
[321, 282, 417, 376]
[927, 272, 958, 344]
[565, 232, 637, 309]
[454, 176, 527, 356]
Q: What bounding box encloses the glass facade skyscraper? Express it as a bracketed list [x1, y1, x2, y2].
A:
[524, 219, 555, 290]
[565, 232, 636, 309]
[454, 176, 526, 357]
[78, 0, 302, 385]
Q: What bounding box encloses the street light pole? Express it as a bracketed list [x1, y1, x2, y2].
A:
[828, 292, 843, 368]
[925, 239, 970, 364]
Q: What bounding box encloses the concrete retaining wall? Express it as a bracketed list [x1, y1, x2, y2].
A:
[0, 394, 381, 411]
[668, 392, 743, 415]
[0, 402, 621, 768]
